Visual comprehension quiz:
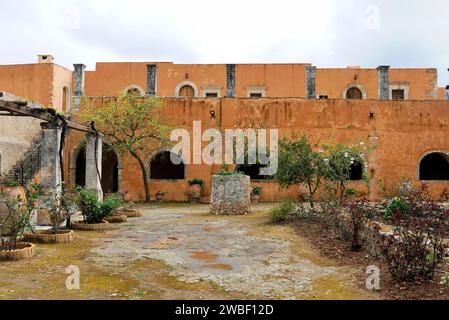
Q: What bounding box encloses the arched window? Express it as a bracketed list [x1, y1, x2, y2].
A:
[419, 152, 449, 180]
[346, 87, 363, 99]
[62, 86, 69, 112]
[235, 164, 270, 180]
[349, 161, 363, 180]
[150, 151, 185, 180]
[179, 85, 195, 97]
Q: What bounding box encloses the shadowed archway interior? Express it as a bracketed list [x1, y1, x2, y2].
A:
[150, 151, 185, 180]
[74, 143, 119, 192]
[419, 152, 449, 180]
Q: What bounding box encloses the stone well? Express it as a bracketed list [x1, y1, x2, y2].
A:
[210, 174, 251, 215]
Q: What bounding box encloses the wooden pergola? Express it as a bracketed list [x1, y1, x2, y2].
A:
[0, 99, 93, 133]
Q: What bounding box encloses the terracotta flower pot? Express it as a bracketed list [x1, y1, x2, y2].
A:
[188, 184, 202, 203]
[116, 208, 142, 218]
[250, 194, 260, 204]
[0, 186, 26, 221]
[104, 214, 128, 223]
[0, 242, 36, 261]
[23, 229, 75, 244]
[71, 220, 110, 231]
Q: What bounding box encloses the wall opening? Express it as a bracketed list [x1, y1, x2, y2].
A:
[62, 86, 69, 112]
[235, 164, 270, 180]
[349, 161, 363, 180]
[101, 144, 119, 193]
[75, 147, 86, 187]
[74, 143, 120, 192]
[150, 151, 185, 180]
[346, 87, 363, 99]
[419, 152, 449, 180]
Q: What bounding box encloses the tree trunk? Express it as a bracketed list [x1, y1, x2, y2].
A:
[131, 151, 151, 203]
[307, 183, 315, 208]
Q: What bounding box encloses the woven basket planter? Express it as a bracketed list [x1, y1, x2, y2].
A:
[104, 214, 128, 223]
[0, 243, 36, 261]
[71, 220, 109, 231]
[116, 209, 142, 218]
[23, 229, 75, 244]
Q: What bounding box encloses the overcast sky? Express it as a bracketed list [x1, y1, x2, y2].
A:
[0, 0, 448, 86]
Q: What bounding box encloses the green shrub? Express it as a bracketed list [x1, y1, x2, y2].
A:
[270, 200, 295, 223]
[188, 178, 204, 186]
[252, 186, 262, 195]
[216, 171, 244, 176]
[384, 196, 409, 220]
[76, 188, 121, 224]
[345, 188, 356, 196]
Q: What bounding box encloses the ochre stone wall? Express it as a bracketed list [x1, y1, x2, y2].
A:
[65, 98, 449, 202]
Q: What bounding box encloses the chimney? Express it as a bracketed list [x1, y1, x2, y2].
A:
[146, 64, 157, 96]
[226, 64, 236, 98]
[37, 55, 54, 64]
[73, 64, 86, 97]
[377, 66, 390, 100]
[72, 64, 86, 111]
[306, 66, 316, 99]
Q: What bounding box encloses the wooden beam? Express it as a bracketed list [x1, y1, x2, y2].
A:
[0, 99, 93, 133]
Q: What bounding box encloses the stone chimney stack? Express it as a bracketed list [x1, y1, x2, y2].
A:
[72, 64, 86, 111]
[226, 64, 236, 98]
[377, 66, 390, 100]
[306, 66, 316, 99]
[146, 64, 157, 96]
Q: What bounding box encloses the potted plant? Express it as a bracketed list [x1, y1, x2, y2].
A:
[115, 191, 142, 218]
[0, 185, 37, 261]
[187, 179, 204, 203]
[71, 187, 121, 231]
[251, 186, 262, 203]
[104, 193, 128, 223]
[155, 191, 165, 203]
[0, 176, 26, 222]
[23, 185, 76, 244]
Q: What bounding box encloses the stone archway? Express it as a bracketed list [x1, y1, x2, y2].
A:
[71, 141, 123, 192]
[419, 151, 449, 181]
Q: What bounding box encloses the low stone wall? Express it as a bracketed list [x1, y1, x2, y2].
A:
[210, 174, 251, 215]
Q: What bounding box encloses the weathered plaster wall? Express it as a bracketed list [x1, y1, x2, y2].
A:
[67, 98, 449, 202]
[0, 93, 44, 175]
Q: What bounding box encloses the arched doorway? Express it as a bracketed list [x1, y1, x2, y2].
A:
[101, 144, 119, 193]
[73, 143, 120, 192]
[346, 87, 363, 99]
[150, 151, 185, 180]
[349, 161, 363, 180]
[419, 152, 449, 180]
[179, 85, 195, 97]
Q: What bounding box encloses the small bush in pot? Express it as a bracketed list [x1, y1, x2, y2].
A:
[76, 187, 121, 224]
[187, 179, 204, 203]
[0, 185, 38, 260]
[251, 187, 262, 203]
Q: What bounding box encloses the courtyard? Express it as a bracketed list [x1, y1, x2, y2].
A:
[0, 203, 375, 300]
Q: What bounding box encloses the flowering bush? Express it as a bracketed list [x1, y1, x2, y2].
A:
[374, 183, 449, 282]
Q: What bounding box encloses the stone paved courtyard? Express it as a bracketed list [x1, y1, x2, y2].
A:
[0, 203, 376, 300]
